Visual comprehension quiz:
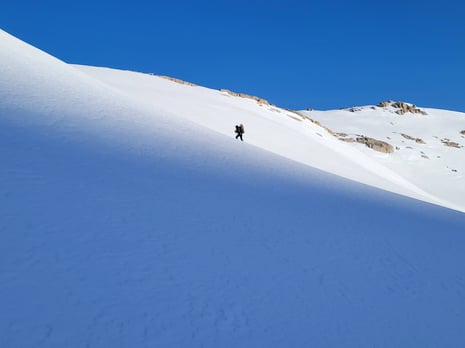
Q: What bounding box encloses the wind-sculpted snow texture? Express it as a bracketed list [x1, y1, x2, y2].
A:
[1, 29, 465, 347]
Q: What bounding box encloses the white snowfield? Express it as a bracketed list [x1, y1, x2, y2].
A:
[302, 106, 465, 212]
[1, 29, 465, 347]
[2, 28, 464, 212]
[72, 65, 465, 213]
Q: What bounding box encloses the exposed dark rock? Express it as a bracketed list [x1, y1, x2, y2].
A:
[356, 136, 394, 153]
[158, 75, 197, 86]
[392, 102, 428, 115]
[346, 107, 363, 112]
[220, 89, 270, 106]
[441, 140, 462, 148]
[401, 133, 426, 144]
[339, 137, 355, 143]
[378, 100, 393, 108]
[377, 100, 427, 115]
[401, 133, 415, 140]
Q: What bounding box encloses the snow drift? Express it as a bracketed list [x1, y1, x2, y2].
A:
[1, 29, 465, 347]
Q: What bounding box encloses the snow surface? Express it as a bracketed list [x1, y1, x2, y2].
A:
[72, 65, 459, 211]
[1, 29, 465, 347]
[301, 106, 465, 212]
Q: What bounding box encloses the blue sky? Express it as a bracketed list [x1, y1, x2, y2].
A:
[2, 0, 465, 111]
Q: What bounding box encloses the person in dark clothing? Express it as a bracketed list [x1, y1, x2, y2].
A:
[235, 124, 245, 141]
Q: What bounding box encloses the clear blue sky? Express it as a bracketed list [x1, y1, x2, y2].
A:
[2, 0, 465, 111]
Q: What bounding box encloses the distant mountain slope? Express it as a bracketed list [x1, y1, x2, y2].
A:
[2, 29, 465, 348]
[73, 65, 464, 212]
[301, 103, 465, 210]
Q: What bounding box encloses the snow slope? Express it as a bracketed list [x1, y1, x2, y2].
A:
[2, 29, 465, 347]
[72, 65, 462, 211]
[301, 105, 465, 212]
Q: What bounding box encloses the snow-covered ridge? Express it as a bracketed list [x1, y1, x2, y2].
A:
[77, 64, 455, 208]
[1, 28, 464, 212]
[72, 64, 465, 211]
[300, 102, 465, 211]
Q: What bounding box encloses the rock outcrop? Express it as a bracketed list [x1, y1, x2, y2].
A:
[346, 107, 363, 112]
[220, 89, 270, 106]
[461, 130, 465, 135]
[158, 76, 197, 86]
[338, 137, 355, 143]
[356, 136, 394, 153]
[441, 139, 462, 148]
[392, 102, 427, 115]
[378, 100, 394, 108]
[378, 100, 427, 115]
[401, 133, 426, 144]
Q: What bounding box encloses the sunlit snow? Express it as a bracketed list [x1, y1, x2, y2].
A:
[1, 29, 465, 347]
